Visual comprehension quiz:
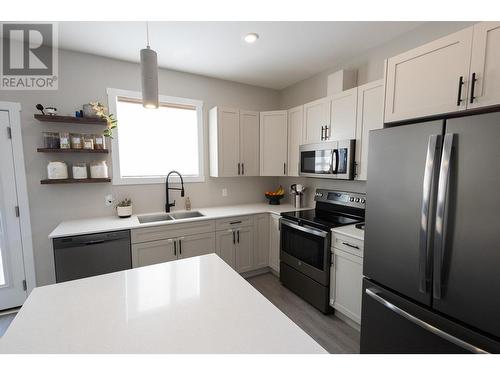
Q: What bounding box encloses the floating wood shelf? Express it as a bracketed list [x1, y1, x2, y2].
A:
[40, 178, 111, 184]
[34, 114, 107, 125]
[37, 148, 109, 154]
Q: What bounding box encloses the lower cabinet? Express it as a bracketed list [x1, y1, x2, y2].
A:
[132, 232, 215, 268]
[269, 214, 280, 273]
[216, 226, 254, 273]
[253, 214, 269, 269]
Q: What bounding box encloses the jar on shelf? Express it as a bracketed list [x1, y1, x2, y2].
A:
[47, 161, 68, 179]
[83, 135, 94, 150]
[90, 160, 108, 179]
[70, 133, 83, 149]
[59, 132, 71, 149]
[93, 134, 105, 150]
[43, 132, 60, 149]
[72, 162, 88, 179]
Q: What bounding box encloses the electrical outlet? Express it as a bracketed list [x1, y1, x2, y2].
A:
[222, 188, 228, 197]
[105, 194, 114, 207]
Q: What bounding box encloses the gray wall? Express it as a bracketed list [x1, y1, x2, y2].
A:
[0, 49, 280, 286]
[278, 21, 475, 205]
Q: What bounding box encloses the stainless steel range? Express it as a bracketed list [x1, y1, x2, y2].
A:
[280, 189, 366, 313]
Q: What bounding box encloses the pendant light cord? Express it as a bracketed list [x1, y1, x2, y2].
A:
[146, 21, 150, 48]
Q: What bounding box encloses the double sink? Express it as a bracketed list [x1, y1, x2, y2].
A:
[138, 211, 204, 224]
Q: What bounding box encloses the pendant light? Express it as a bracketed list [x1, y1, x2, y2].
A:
[140, 22, 159, 109]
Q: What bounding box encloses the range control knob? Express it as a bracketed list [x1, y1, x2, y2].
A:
[349, 197, 355, 202]
[361, 198, 366, 204]
[355, 198, 360, 203]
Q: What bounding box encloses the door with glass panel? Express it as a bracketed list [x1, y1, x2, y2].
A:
[0, 110, 27, 310]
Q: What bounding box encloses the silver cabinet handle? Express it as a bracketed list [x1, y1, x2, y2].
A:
[324, 125, 329, 140]
[434, 133, 454, 300]
[321, 126, 325, 141]
[365, 288, 488, 354]
[237, 162, 241, 175]
[419, 134, 440, 293]
[283, 162, 286, 175]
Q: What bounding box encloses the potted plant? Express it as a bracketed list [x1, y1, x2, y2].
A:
[89, 101, 118, 138]
[116, 198, 132, 218]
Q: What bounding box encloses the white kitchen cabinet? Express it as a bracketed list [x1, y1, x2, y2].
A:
[209, 107, 259, 177]
[239, 110, 260, 176]
[177, 232, 216, 260]
[269, 214, 280, 273]
[132, 239, 177, 268]
[469, 22, 500, 109]
[287, 105, 304, 177]
[260, 111, 288, 176]
[384, 27, 474, 123]
[330, 248, 363, 324]
[355, 80, 384, 180]
[303, 97, 331, 143]
[329, 87, 358, 140]
[253, 214, 269, 269]
[216, 229, 236, 269]
[235, 226, 254, 273]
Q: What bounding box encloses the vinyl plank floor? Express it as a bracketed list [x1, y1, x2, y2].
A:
[247, 272, 360, 354]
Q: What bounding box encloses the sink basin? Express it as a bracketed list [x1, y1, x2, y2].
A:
[169, 211, 204, 220]
[138, 213, 174, 224]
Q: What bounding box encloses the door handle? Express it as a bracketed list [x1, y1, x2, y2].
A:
[173, 239, 177, 256]
[456, 76, 464, 106]
[232, 230, 235, 244]
[365, 288, 488, 354]
[342, 242, 359, 250]
[237, 162, 241, 175]
[283, 162, 286, 175]
[470, 72, 477, 104]
[241, 163, 244, 175]
[419, 134, 441, 293]
[434, 133, 454, 300]
[324, 126, 329, 140]
[330, 149, 339, 174]
[321, 126, 325, 141]
[178, 238, 182, 255]
[237, 229, 240, 244]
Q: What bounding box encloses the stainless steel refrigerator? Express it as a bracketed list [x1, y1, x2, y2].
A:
[360, 111, 500, 354]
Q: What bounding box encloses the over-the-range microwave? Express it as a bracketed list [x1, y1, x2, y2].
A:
[299, 140, 355, 180]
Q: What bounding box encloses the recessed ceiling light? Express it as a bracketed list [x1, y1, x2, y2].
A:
[244, 33, 259, 44]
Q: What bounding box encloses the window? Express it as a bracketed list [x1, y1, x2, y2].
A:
[107, 88, 204, 184]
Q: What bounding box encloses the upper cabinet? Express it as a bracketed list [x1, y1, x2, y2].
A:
[303, 97, 331, 143]
[469, 22, 500, 109]
[260, 111, 288, 176]
[355, 80, 384, 180]
[287, 105, 304, 177]
[209, 107, 259, 177]
[329, 87, 358, 140]
[385, 22, 500, 123]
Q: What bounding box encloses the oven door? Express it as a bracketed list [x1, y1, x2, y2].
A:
[299, 141, 338, 178]
[280, 218, 330, 285]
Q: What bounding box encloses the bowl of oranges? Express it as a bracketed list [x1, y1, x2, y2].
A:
[265, 186, 286, 205]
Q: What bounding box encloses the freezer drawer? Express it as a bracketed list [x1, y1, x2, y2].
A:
[360, 279, 500, 354]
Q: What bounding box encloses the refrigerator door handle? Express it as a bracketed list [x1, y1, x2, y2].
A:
[366, 288, 489, 354]
[419, 134, 441, 293]
[434, 133, 454, 300]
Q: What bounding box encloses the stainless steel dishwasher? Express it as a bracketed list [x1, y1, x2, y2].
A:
[53, 230, 132, 283]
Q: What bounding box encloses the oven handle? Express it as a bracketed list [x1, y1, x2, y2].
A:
[280, 218, 329, 238]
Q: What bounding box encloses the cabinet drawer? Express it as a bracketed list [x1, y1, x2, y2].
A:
[131, 220, 215, 244]
[332, 233, 364, 257]
[215, 215, 253, 231]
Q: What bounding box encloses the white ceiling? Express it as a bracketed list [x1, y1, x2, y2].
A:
[57, 21, 425, 90]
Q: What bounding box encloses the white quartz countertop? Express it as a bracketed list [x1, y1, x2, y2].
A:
[49, 203, 309, 239]
[332, 223, 364, 241]
[0, 254, 326, 354]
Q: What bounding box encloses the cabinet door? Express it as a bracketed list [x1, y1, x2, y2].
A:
[355, 80, 384, 180]
[260, 111, 288, 176]
[303, 97, 331, 143]
[239, 110, 260, 176]
[131, 239, 176, 268]
[235, 227, 254, 273]
[287, 105, 304, 177]
[469, 22, 500, 109]
[384, 27, 473, 123]
[177, 232, 216, 260]
[268, 214, 280, 273]
[216, 230, 236, 269]
[329, 87, 358, 140]
[253, 214, 269, 269]
[215, 107, 240, 177]
[332, 249, 363, 324]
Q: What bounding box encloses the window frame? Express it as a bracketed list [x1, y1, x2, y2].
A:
[107, 88, 205, 185]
